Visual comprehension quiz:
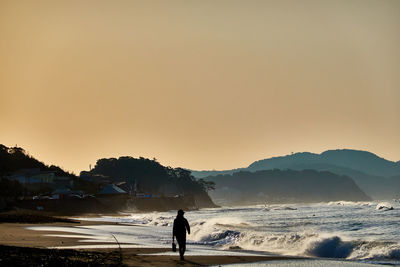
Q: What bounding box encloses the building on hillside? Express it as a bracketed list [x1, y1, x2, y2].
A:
[97, 184, 128, 211]
[98, 184, 127, 196]
[7, 169, 55, 184]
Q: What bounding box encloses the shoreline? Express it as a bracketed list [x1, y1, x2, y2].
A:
[0, 220, 299, 266]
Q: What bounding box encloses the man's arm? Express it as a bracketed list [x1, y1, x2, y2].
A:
[185, 219, 190, 235]
[172, 220, 176, 241]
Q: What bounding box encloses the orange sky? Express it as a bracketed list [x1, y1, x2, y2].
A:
[1, 0, 399, 174]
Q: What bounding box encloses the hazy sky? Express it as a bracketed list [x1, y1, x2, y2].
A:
[1, 0, 399, 174]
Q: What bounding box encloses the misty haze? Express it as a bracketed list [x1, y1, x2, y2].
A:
[1, 0, 399, 266]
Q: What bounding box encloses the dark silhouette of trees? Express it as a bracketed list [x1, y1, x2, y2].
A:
[197, 178, 216, 192]
[0, 144, 74, 178]
[84, 156, 216, 206]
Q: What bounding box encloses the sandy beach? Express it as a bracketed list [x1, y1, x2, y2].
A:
[0, 218, 293, 266]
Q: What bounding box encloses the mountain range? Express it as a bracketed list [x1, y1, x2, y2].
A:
[205, 169, 371, 205]
[192, 149, 400, 200]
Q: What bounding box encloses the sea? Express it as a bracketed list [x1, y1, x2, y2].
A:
[29, 200, 400, 266]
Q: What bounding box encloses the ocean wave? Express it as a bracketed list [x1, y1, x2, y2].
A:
[189, 217, 250, 246]
[123, 213, 175, 227]
[305, 236, 356, 258]
[189, 229, 241, 246]
[305, 236, 400, 261]
[189, 216, 318, 253]
[188, 217, 400, 261]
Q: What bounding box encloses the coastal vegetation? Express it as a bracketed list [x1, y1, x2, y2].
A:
[83, 156, 216, 208]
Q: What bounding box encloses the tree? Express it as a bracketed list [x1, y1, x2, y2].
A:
[197, 179, 215, 192]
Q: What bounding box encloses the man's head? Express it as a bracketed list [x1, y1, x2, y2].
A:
[177, 209, 185, 216]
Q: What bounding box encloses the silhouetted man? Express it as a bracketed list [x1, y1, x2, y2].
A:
[173, 209, 190, 260]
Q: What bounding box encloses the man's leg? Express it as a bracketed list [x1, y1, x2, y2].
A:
[177, 238, 186, 260]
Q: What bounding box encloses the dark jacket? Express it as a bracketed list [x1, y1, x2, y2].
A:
[173, 216, 190, 239]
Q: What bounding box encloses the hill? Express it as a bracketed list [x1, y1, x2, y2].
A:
[0, 145, 73, 178]
[248, 149, 400, 177]
[192, 149, 400, 199]
[204, 169, 371, 205]
[82, 156, 217, 208]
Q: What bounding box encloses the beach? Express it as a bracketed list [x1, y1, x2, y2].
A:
[0, 217, 292, 266]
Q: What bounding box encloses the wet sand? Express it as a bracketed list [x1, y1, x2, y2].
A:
[0, 221, 295, 266]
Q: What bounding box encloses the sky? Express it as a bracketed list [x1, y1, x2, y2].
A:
[1, 0, 399, 174]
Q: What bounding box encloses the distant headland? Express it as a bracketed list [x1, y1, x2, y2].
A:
[191, 149, 400, 203]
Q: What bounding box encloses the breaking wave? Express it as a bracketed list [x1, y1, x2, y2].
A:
[186, 217, 400, 261]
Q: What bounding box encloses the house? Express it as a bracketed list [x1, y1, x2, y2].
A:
[98, 184, 127, 195]
[97, 184, 128, 210]
[7, 169, 55, 184]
